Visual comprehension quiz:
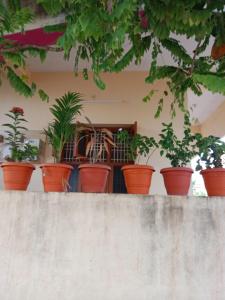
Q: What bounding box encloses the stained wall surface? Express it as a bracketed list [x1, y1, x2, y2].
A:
[0, 191, 224, 300]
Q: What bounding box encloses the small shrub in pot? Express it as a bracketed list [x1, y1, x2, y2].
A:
[159, 114, 197, 195]
[195, 135, 225, 196]
[117, 130, 158, 194]
[77, 117, 115, 193]
[1, 107, 38, 190]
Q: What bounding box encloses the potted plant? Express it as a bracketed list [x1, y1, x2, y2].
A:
[41, 91, 82, 192]
[1, 107, 38, 190]
[76, 117, 114, 193]
[117, 130, 158, 194]
[159, 114, 197, 195]
[195, 135, 225, 196]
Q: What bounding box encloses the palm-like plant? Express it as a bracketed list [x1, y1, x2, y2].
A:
[45, 92, 83, 163]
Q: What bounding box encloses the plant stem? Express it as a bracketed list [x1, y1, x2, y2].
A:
[146, 147, 157, 165]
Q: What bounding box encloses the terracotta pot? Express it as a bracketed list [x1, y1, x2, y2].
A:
[121, 164, 155, 195]
[78, 164, 111, 193]
[211, 43, 225, 60]
[201, 168, 225, 196]
[160, 167, 193, 196]
[1, 162, 35, 191]
[40, 163, 73, 192]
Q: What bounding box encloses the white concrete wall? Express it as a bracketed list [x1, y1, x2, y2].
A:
[0, 191, 224, 300]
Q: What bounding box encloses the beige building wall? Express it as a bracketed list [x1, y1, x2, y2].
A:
[200, 101, 225, 138]
[0, 71, 187, 194]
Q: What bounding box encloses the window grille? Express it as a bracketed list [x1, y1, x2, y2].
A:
[62, 130, 131, 163]
[61, 123, 137, 193]
[111, 133, 130, 163]
[63, 138, 75, 162]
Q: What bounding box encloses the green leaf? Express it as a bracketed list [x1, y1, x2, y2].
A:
[6, 67, 35, 97]
[113, 48, 134, 72]
[37, 0, 63, 15]
[93, 74, 106, 90]
[38, 89, 49, 102]
[44, 23, 66, 33]
[3, 52, 25, 67]
[145, 66, 178, 83]
[82, 68, 88, 80]
[161, 38, 192, 65]
[154, 98, 164, 118]
[193, 73, 225, 95]
[143, 90, 157, 102]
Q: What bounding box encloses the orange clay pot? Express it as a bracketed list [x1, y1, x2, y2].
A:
[40, 163, 73, 192]
[121, 165, 155, 195]
[160, 167, 193, 196]
[1, 162, 35, 191]
[201, 168, 225, 196]
[78, 164, 111, 193]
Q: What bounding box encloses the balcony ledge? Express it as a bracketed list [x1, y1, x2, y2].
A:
[0, 191, 224, 299]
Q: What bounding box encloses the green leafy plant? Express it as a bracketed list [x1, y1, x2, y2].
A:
[37, 0, 225, 116]
[0, 1, 51, 101]
[76, 117, 115, 164]
[3, 106, 38, 161]
[44, 91, 83, 163]
[117, 129, 158, 163]
[195, 135, 225, 170]
[1, 1, 225, 115]
[159, 114, 197, 167]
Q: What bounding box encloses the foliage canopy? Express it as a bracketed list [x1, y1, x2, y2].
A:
[1, 0, 225, 114]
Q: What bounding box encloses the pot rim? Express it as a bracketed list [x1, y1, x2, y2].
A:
[160, 167, 193, 174]
[122, 164, 155, 172]
[78, 163, 111, 170]
[1, 162, 35, 170]
[200, 168, 225, 175]
[40, 163, 73, 170]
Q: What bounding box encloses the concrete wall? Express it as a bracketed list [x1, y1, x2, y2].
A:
[0, 191, 224, 300]
[0, 71, 187, 194]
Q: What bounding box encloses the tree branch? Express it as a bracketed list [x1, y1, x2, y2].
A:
[0, 44, 63, 54]
[189, 41, 202, 75]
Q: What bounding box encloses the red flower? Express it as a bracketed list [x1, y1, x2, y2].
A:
[138, 10, 145, 18]
[10, 107, 24, 115]
[140, 16, 148, 29]
[138, 9, 149, 30]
